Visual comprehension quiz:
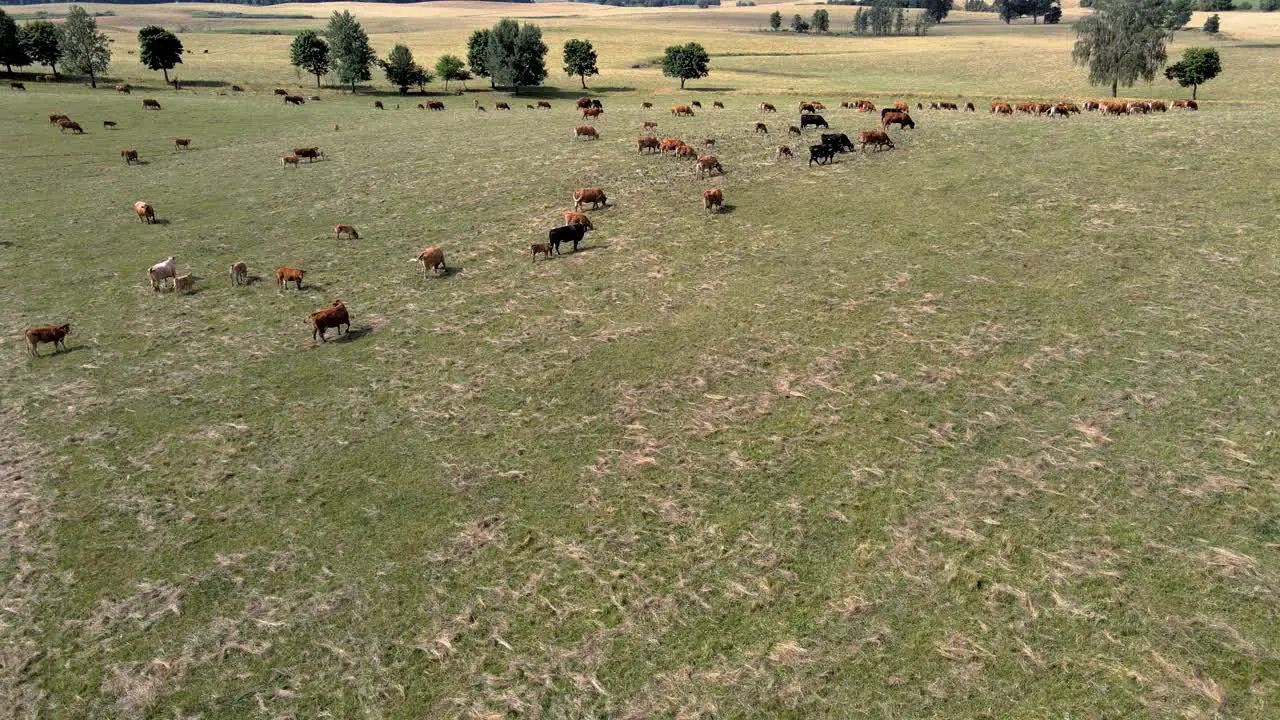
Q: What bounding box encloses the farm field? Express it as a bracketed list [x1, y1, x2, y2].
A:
[4, 2, 1280, 717]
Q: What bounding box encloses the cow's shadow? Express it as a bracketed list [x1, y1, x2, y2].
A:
[563, 243, 609, 255]
[33, 345, 87, 358]
[331, 326, 372, 343]
[713, 204, 737, 215]
[421, 264, 460, 279]
[244, 275, 264, 286]
[150, 218, 171, 226]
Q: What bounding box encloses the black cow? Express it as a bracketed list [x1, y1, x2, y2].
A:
[800, 114, 829, 130]
[590, 99, 603, 110]
[549, 223, 589, 254]
[808, 144, 837, 166]
[821, 133, 855, 152]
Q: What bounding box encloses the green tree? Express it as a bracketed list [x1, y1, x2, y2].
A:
[791, 14, 811, 32]
[660, 42, 710, 89]
[381, 43, 429, 94]
[812, 9, 831, 31]
[290, 30, 330, 88]
[1072, 0, 1173, 97]
[869, 0, 895, 34]
[1165, 45, 1221, 98]
[0, 10, 31, 73]
[1203, 13, 1221, 31]
[562, 38, 598, 89]
[60, 6, 110, 89]
[1045, 4, 1064, 22]
[435, 54, 470, 91]
[467, 29, 493, 88]
[895, 7, 908, 33]
[999, 0, 1026, 22]
[1166, 0, 1193, 28]
[484, 19, 546, 93]
[1026, 0, 1053, 22]
[20, 21, 61, 78]
[924, 0, 954, 22]
[770, 10, 783, 30]
[138, 26, 183, 84]
[326, 10, 376, 93]
[854, 7, 868, 33]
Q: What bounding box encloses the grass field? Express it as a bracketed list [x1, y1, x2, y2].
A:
[4, 2, 1280, 718]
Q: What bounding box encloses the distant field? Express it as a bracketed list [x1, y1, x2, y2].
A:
[3, 3, 1280, 718]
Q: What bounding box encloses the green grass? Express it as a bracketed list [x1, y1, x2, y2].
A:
[4, 3, 1280, 717]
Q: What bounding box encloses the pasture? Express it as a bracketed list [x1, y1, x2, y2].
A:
[4, 2, 1280, 717]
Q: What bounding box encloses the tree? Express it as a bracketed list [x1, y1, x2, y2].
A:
[382, 44, 429, 94]
[467, 29, 494, 88]
[1072, 0, 1173, 97]
[924, 0, 954, 22]
[326, 10, 376, 93]
[0, 9, 31, 73]
[1027, 0, 1053, 22]
[770, 10, 783, 30]
[1165, 46, 1221, 98]
[562, 38, 598, 89]
[290, 30, 330, 88]
[1045, 4, 1064, 22]
[812, 9, 831, 32]
[895, 7, 908, 33]
[20, 21, 61, 78]
[660, 42, 710, 89]
[484, 19, 546, 93]
[791, 14, 811, 32]
[999, 0, 1026, 22]
[1166, 0, 1193, 28]
[137, 26, 183, 84]
[1203, 13, 1220, 32]
[60, 6, 110, 89]
[435, 54, 470, 90]
[854, 7, 868, 33]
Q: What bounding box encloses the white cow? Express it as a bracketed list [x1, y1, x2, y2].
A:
[148, 256, 177, 291]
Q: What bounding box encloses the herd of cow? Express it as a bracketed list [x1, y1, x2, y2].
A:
[21, 87, 1201, 356]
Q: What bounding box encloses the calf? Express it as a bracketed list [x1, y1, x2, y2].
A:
[122, 149, 139, 165]
[562, 211, 594, 229]
[417, 246, 447, 277]
[800, 114, 829, 130]
[310, 301, 350, 342]
[173, 274, 194, 294]
[334, 224, 359, 240]
[573, 125, 599, 141]
[174, 138, 191, 150]
[573, 188, 608, 211]
[25, 324, 70, 357]
[229, 261, 248, 285]
[759, 102, 776, 113]
[703, 188, 723, 213]
[142, 99, 162, 110]
[282, 154, 301, 167]
[882, 111, 914, 129]
[800, 102, 818, 115]
[808, 144, 837, 166]
[638, 136, 661, 153]
[964, 102, 975, 112]
[276, 266, 304, 291]
[821, 133, 855, 152]
[148, 256, 176, 290]
[788, 126, 802, 137]
[755, 122, 769, 134]
[675, 143, 697, 158]
[696, 155, 723, 179]
[776, 146, 794, 160]
[857, 130, 894, 152]
[548, 223, 589, 254]
[135, 201, 156, 224]
[531, 242, 553, 261]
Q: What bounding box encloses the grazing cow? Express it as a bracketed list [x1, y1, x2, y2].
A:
[310, 301, 350, 342]
[548, 224, 588, 254]
[857, 130, 894, 152]
[373, 100, 384, 109]
[334, 224, 359, 240]
[274, 88, 289, 96]
[284, 95, 305, 105]
[703, 188, 723, 213]
[135, 201, 156, 224]
[1014, 102, 1036, 114]
[882, 111, 915, 129]
[800, 102, 818, 115]
[416, 246, 447, 277]
[418, 103, 427, 109]
[582, 107, 603, 119]
[991, 102, 1013, 114]
[1148, 99, 1167, 112]
[142, 99, 162, 110]
[577, 97, 593, 109]
[776, 146, 794, 160]
[675, 143, 698, 158]
[573, 125, 599, 141]
[49, 113, 69, 125]
[696, 155, 723, 179]
[788, 126, 802, 137]
[964, 102, 975, 112]
[25, 324, 70, 357]
[527, 104, 535, 109]
[173, 274, 194, 294]
[642, 120, 659, 130]
[496, 101, 511, 110]
[531, 242, 553, 261]
[755, 122, 769, 135]
[800, 114, 829, 130]
[1084, 100, 1101, 112]
[231, 85, 244, 92]
[691, 100, 702, 109]
[659, 137, 682, 153]
[638, 135, 661, 153]
[808, 144, 837, 166]
[115, 84, 130, 94]
[121, 149, 139, 165]
[704, 138, 715, 148]
[103, 121, 117, 129]
[573, 188, 607, 211]
[925, 103, 931, 110]
[713, 101, 724, 109]
[9, 81, 25, 91]
[590, 99, 603, 109]
[672, 105, 695, 117]
[759, 102, 777, 113]
[812, 102, 826, 110]
[642, 101, 653, 109]
[293, 147, 324, 162]
[940, 102, 959, 111]
[276, 266, 305, 290]
[856, 100, 875, 112]
[537, 101, 552, 109]
[428, 101, 445, 110]
[562, 211, 594, 229]
[148, 257, 176, 290]
[58, 120, 84, 134]
[174, 138, 191, 149]
[1173, 99, 1198, 110]
[821, 133, 855, 152]
[282, 154, 301, 167]
[894, 100, 908, 111]
[229, 261, 248, 285]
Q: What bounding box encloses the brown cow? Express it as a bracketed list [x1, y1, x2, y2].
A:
[573, 188, 607, 211]
[173, 274, 194, 294]
[696, 155, 723, 179]
[25, 324, 71, 357]
[1173, 99, 1198, 110]
[282, 154, 301, 168]
[800, 102, 818, 115]
[531, 242, 553, 261]
[582, 107, 603, 119]
[964, 102, 975, 112]
[755, 122, 769, 134]
[812, 102, 826, 110]
[642, 120, 659, 130]
[496, 102, 511, 110]
[293, 147, 324, 162]
[334, 224, 359, 240]
[274, 88, 289, 95]
[659, 137, 682, 153]
[882, 111, 915, 129]
[788, 126, 802, 137]
[776, 146, 794, 160]
[857, 130, 894, 152]
[675, 143, 697, 158]
[174, 138, 191, 149]
[894, 100, 908, 111]
[638, 136, 661, 153]
[573, 125, 599, 140]
[671, 105, 695, 117]
[134, 201, 156, 224]
[537, 101, 552, 109]
[428, 101, 445, 110]
[713, 101, 724, 109]
[142, 99, 162, 110]
[115, 84, 130, 94]
[691, 101, 702, 109]
[416, 246, 447, 277]
[562, 211, 594, 230]
[229, 261, 248, 285]
[103, 121, 117, 129]
[121, 149, 139, 165]
[641, 101, 653, 109]
[310, 301, 350, 342]
[759, 102, 777, 113]
[58, 120, 84, 134]
[49, 113, 69, 125]
[856, 100, 875, 112]
[283, 95, 305, 105]
[991, 102, 1013, 114]
[576, 97, 593, 109]
[703, 188, 723, 213]
[373, 100, 384, 109]
[276, 266, 305, 291]
[1148, 99, 1167, 112]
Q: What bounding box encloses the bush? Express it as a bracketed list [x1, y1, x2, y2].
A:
[964, 0, 995, 10]
[735, 0, 755, 5]
[1236, 1, 1252, 8]
[1203, 12, 1221, 30]
[1262, 0, 1279, 10]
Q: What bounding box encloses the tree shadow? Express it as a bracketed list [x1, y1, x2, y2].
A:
[517, 86, 638, 101]
[684, 87, 738, 94]
[175, 79, 230, 89]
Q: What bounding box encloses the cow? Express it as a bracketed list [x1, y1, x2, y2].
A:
[573, 188, 607, 211]
[284, 95, 305, 105]
[416, 246, 447, 277]
[135, 201, 156, 225]
[821, 133, 855, 152]
[812, 102, 826, 110]
[282, 154, 301, 168]
[428, 101, 445, 110]
[691, 101, 702, 109]
[1084, 100, 1101, 112]
[373, 100, 384, 109]
[703, 188, 723, 213]
[675, 143, 698, 158]
[713, 101, 724, 109]
[58, 120, 84, 134]
[576, 97, 593, 109]
[496, 102, 511, 110]
[537, 101, 552, 109]
[882, 111, 914, 129]
[531, 242, 553, 261]
[573, 125, 599, 141]
[334, 224, 359, 240]
[1173, 99, 1198, 110]
[642, 120, 659, 130]
[940, 102, 959, 110]
[103, 121, 117, 129]
[641, 101, 653, 109]
[174, 138, 191, 150]
[800, 102, 818, 115]
[1014, 102, 1036, 114]
[49, 113, 69, 125]
[293, 147, 324, 162]
[122, 149, 139, 165]
[696, 155, 723, 179]
[703, 138, 715, 148]
[142, 99, 162, 110]
[672, 105, 695, 117]
[582, 107, 603, 119]
[759, 102, 777, 113]
[274, 88, 289, 96]
[116, 84, 130, 94]
[755, 122, 769, 134]
[894, 100, 908, 111]
[548, 224, 588, 254]
[310, 301, 350, 342]
[991, 102, 1013, 114]
[231, 85, 244, 92]
[1104, 101, 1129, 115]
[638, 135, 661, 153]
[1148, 99, 1167, 112]
[148, 257, 176, 290]
[276, 266, 305, 290]
[526, 104, 535, 110]
[173, 274, 194, 294]
[856, 100, 875, 112]
[659, 137, 682, 153]
[808, 144, 837, 166]
[229, 261, 248, 285]
[857, 130, 894, 152]
[788, 126, 802, 137]
[562, 211, 594, 229]
[25, 324, 71, 357]
[964, 102, 975, 112]
[9, 81, 25, 91]
[590, 99, 603, 109]
[800, 114, 829, 130]
[776, 146, 794, 160]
